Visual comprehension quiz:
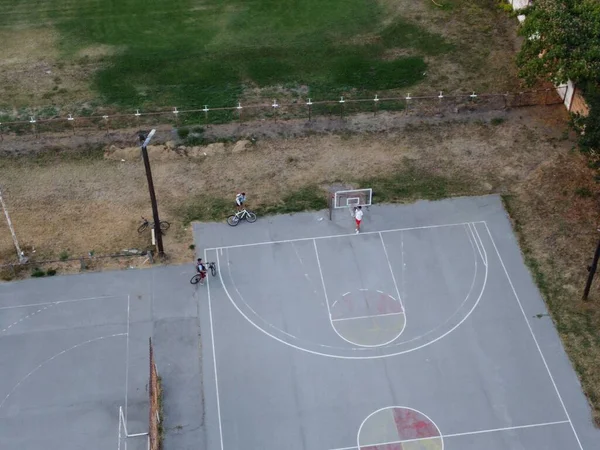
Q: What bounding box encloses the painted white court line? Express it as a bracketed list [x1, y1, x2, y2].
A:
[467, 223, 485, 265]
[331, 311, 405, 322]
[331, 419, 570, 450]
[378, 232, 406, 332]
[1, 303, 55, 334]
[206, 249, 225, 450]
[207, 221, 486, 251]
[214, 229, 489, 359]
[314, 239, 406, 348]
[313, 240, 363, 348]
[223, 248, 300, 341]
[0, 294, 121, 310]
[125, 295, 130, 423]
[0, 333, 127, 410]
[484, 223, 584, 450]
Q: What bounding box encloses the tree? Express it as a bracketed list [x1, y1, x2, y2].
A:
[516, 0, 600, 87]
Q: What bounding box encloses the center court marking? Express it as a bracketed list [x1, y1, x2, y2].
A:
[329, 419, 570, 450]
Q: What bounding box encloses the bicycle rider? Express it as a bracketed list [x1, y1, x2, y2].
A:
[235, 192, 246, 212]
[196, 258, 207, 281]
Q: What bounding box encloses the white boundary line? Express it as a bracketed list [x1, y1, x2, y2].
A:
[331, 311, 405, 322]
[379, 232, 405, 315]
[125, 295, 130, 423]
[0, 294, 121, 310]
[484, 223, 584, 450]
[467, 223, 485, 265]
[206, 249, 225, 450]
[214, 225, 488, 359]
[206, 221, 485, 251]
[330, 419, 570, 450]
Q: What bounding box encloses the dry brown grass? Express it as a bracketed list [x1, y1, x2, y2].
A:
[504, 151, 600, 425]
[0, 27, 98, 111]
[0, 105, 571, 265]
[381, 0, 522, 93]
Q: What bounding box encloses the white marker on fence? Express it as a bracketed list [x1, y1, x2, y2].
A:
[29, 116, 36, 124]
[67, 114, 74, 121]
[438, 91, 444, 99]
[173, 107, 179, 115]
[339, 96, 345, 103]
[135, 109, 141, 117]
[470, 91, 477, 99]
[374, 94, 379, 102]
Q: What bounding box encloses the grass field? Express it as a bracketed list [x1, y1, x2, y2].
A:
[0, 0, 521, 113]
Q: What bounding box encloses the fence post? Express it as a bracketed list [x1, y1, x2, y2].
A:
[203, 105, 209, 128]
[374, 95, 379, 116]
[30, 116, 37, 138]
[306, 99, 313, 121]
[272, 99, 279, 122]
[339, 97, 345, 120]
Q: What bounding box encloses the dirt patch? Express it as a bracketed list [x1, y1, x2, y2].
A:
[0, 26, 100, 111]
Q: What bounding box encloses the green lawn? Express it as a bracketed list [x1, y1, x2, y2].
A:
[0, 0, 453, 109]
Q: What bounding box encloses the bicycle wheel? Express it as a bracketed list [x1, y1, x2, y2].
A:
[137, 222, 149, 233]
[190, 274, 201, 285]
[210, 264, 217, 277]
[159, 221, 170, 231]
[245, 211, 257, 223]
[227, 215, 240, 226]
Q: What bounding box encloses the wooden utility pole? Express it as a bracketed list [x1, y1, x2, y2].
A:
[583, 236, 600, 301]
[139, 130, 165, 258]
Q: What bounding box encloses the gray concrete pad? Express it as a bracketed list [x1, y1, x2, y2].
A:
[194, 196, 600, 450]
[0, 265, 206, 450]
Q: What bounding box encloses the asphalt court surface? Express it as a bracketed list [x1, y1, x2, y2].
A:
[0, 266, 206, 450]
[195, 196, 600, 450]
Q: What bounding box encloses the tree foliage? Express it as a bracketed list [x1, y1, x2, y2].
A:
[517, 0, 600, 87]
[573, 82, 600, 154]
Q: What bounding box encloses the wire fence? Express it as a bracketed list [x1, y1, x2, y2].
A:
[0, 87, 566, 140]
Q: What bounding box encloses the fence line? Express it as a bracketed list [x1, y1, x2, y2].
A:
[0, 87, 566, 138]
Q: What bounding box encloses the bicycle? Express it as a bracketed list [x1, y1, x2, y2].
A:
[190, 262, 217, 285]
[227, 209, 257, 226]
[138, 216, 170, 234]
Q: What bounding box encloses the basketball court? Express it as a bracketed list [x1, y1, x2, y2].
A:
[0, 267, 199, 450]
[194, 194, 599, 450]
